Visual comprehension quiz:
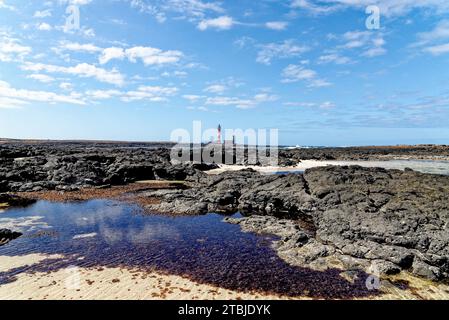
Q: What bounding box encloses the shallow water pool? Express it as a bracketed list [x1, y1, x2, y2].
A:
[0, 200, 374, 299]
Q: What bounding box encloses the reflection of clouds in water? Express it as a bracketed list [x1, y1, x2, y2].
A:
[98, 222, 181, 245]
[127, 223, 181, 244]
[0, 200, 376, 299]
[72, 203, 126, 227]
[99, 223, 124, 245]
[0, 216, 50, 233]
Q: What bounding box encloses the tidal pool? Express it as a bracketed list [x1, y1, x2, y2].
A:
[0, 200, 375, 299]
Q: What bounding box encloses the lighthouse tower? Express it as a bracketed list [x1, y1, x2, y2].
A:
[217, 124, 222, 144]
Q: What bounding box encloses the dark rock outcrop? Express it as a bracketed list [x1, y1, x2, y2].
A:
[0, 193, 35, 207]
[0, 229, 22, 246]
[144, 165, 449, 281]
[280, 145, 449, 161]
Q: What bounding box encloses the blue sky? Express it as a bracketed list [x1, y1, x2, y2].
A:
[1, 0, 449, 146]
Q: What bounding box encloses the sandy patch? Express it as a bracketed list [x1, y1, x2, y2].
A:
[1, 253, 448, 300]
[207, 160, 449, 175]
[0, 254, 291, 300]
[0, 253, 64, 272]
[207, 161, 334, 175]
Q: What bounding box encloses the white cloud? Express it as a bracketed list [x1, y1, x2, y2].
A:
[291, 0, 342, 14]
[234, 36, 256, 49]
[161, 70, 188, 78]
[205, 93, 278, 109]
[56, 43, 182, 66]
[281, 64, 332, 88]
[84, 86, 179, 103]
[130, 0, 224, 24]
[37, 23, 52, 31]
[99, 47, 125, 64]
[256, 40, 309, 65]
[318, 53, 352, 64]
[336, 30, 387, 58]
[0, 0, 15, 11]
[0, 97, 27, 109]
[417, 20, 449, 43]
[60, 0, 92, 6]
[82, 28, 95, 37]
[319, 101, 336, 109]
[291, 0, 449, 17]
[0, 80, 84, 106]
[265, 21, 288, 31]
[121, 86, 178, 102]
[60, 42, 102, 53]
[182, 94, 204, 102]
[166, 0, 224, 16]
[22, 62, 125, 86]
[0, 36, 32, 62]
[362, 46, 387, 57]
[86, 89, 122, 99]
[125, 46, 183, 65]
[97, 46, 184, 66]
[59, 82, 73, 90]
[205, 96, 254, 108]
[308, 79, 332, 88]
[27, 74, 55, 83]
[284, 101, 336, 109]
[34, 9, 52, 18]
[414, 20, 449, 55]
[204, 84, 227, 94]
[282, 64, 317, 82]
[424, 43, 449, 55]
[197, 16, 234, 31]
[253, 93, 278, 103]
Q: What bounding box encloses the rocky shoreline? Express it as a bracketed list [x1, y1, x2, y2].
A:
[140, 166, 449, 282]
[1, 141, 449, 285]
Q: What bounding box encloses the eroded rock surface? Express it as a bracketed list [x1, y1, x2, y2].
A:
[144, 166, 449, 281]
[0, 143, 215, 192]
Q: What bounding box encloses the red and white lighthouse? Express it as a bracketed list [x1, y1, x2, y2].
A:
[217, 124, 222, 144]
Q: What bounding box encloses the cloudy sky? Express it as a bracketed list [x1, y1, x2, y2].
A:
[1, 0, 449, 146]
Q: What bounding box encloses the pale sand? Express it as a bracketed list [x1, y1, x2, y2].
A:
[0, 253, 291, 300]
[2, 253, 449, 300]
[207, 159, 449, 175]
[206, 161, 321, 175]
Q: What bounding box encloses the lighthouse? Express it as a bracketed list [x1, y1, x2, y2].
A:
[217, 124, 222, 144]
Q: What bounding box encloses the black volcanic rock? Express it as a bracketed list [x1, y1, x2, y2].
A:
[279, 145, 449, 161]
[0, 143, 203, 191]
[144, 165, 449, 281]
[0, 193, 35, 207]
[0, 229, 22, 246]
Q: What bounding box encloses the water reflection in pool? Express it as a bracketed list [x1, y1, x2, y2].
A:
[0, 200, 375, 299]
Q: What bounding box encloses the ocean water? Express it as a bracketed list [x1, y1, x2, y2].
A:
[0, 200, 375, 299]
